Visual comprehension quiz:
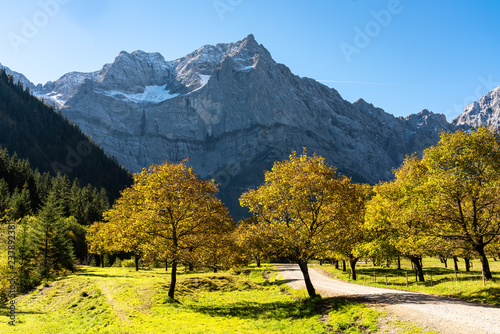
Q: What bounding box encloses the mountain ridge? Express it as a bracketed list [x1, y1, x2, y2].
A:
[2, 35, 497, 218]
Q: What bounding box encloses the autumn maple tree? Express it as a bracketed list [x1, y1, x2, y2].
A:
[327, 183, 372, 281]
[240, 151, 355, 297]
[233, 217, 271, 268]
[367, 127, 500, 281]
[366, 156, 435, 282]
[87, 160, 233, 299]
[419, 126, 500, 280]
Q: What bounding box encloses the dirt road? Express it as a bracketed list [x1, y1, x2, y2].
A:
[276, 264, 500, 334]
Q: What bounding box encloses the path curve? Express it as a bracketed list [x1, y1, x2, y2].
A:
[276, 264, 500, 334]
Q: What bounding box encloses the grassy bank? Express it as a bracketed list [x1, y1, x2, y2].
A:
[313, 257, 500, 305]
[0, 265, 388, 334]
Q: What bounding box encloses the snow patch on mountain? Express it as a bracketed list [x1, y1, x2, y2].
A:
[200, 74, 210, 84]
[98, 84, 179, 104]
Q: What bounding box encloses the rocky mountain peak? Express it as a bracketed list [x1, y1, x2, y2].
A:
[404, 109, 448, 128]
[97, 50, 171, 93]
[452, 85, 500, 128]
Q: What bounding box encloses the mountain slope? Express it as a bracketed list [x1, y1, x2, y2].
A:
[27, 34, 457, 218]
[0, 68, 131, 199]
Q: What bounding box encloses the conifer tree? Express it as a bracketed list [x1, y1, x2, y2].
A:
[10, 184, 31, 220]
[0, 179, 10, 213]
[32, 191, 75, 279]
[16, 217, 36, 292]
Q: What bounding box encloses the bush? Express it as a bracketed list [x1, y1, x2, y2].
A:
[112, 258, 122, 267]
[122, 258, 135, 268]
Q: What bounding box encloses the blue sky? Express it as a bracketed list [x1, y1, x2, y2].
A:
[1, 0, 499, 120]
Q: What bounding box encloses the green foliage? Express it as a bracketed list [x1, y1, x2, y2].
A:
[0, 146, 111, 226]
[103, 254, 111, 267]
[121, 259, 135, 268]
[16, 217, 36, 292]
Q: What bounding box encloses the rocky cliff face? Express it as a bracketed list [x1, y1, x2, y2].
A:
[452, 85, 500, 128]
[23, 35, 462, 218]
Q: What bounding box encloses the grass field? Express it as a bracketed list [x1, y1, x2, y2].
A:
[313, 257, 500, 305]
[0, 265, 391, 334]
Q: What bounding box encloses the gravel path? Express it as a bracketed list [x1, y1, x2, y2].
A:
[276, 264, 500, 334]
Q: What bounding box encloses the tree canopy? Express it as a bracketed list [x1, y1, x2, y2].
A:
[240, 151, 360, 297]
[87, 160, 234, 299]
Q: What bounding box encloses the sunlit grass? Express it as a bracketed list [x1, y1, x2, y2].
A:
[313, 257, 500, 305]
[0, 264, 385, 333]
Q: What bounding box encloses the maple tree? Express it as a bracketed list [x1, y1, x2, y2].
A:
[419, 126, 500, 280]
[366, 156, 435, 282]
[233, 217, 271, 268]
[367, 127, 500, 281]
[240, 151, 355, 297]
[327, 183, 372, 280]
[87, 160, 233, 299]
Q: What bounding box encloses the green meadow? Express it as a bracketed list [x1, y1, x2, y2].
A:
[0, 265, 391, 334]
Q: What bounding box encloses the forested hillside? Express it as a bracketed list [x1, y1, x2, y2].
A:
[0, 69, 131, 200]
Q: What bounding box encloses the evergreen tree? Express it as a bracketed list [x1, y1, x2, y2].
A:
[10, 184, 31, 220]
[50, 174, 71, 216]
[0, 179, 10, 213]
[65, 216, 88, 263]
[16, 217, 36, 292]
[32, 191, 75, 279]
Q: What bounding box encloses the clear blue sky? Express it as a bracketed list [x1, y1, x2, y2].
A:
[1, 0, 499, 120]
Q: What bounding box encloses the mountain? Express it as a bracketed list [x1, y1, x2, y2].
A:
[0, 63, 36, 92]
[452, 85, 500, 128]
[23, 34, 462, 218]
[0, 68, 131, 200]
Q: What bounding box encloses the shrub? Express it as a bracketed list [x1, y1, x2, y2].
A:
[122, 258, 135, 268]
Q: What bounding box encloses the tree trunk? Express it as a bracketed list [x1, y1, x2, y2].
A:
[349, 257, 359, 281]
[464, 257, 470, 272]
[135, 253, 139, 272]
[453, 256, 459, 272]
[101, 254, 104, 268]
[474, 244, 493, 280]
[255, 256, 261, 268]
[168, 259, 178, 299]
[408, 255, 425, 282]
[297, 260, 316, 298]
[165, 259, 168, 272]
[440, 257, 448, 268]
[342, 260, 346, 272]
[334, 259, 339, 269]
[213, 266, 218, 273]
[397, 255, 401, 270]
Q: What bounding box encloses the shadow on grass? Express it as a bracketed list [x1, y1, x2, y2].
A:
[351, 267, 490, 286]
[187, 296, 344, 320]
[75, 267, 170, 279]
[450, 287, 500, 305]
